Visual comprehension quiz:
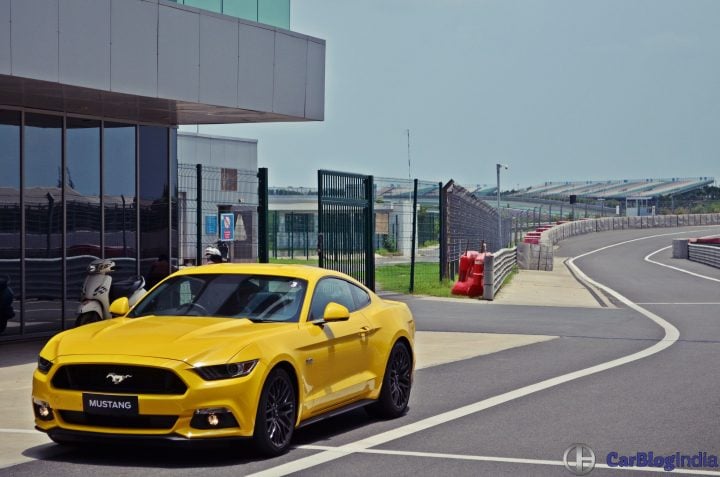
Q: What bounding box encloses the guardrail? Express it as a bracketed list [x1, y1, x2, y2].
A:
[483, 247, 517, 300]
[688, 243, 720, 269]
[518, 213, 720, 271]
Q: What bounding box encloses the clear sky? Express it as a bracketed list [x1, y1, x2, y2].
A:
[190, 0, 720, 190]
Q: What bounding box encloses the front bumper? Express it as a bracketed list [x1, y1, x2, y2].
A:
[32, 354, 266, 440]
[40, 427, 250, 448]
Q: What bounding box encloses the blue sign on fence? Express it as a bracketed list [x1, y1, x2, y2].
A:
[220, 213, 235, 241]
[205, 215, 218, 235]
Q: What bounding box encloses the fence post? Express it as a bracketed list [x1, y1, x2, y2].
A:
[483, 253, 495, 300]
[410, 178, 418, 293]
[195, 163, 202, 264]
[365, 175, 375, 291]
[439, 181, 449, 280]
[257, 167, 269, 263]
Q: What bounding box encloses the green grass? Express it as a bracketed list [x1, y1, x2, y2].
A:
[269, 258, 319, 266]
[376, 263, 457, 297]
[269, 258, 460, 298]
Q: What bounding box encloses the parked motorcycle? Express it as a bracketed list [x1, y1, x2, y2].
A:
[76, 259, 147, 327]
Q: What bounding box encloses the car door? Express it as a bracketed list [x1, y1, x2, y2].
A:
[299, 277, 375, 415]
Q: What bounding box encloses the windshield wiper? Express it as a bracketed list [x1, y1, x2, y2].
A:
[245, 317, 279, 323]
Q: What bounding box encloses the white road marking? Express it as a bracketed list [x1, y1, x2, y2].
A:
[247, 232, 683, 477]
[645, 247, 720, 283]
[637, 303, 720, 305]
[299, 445, 720, 476]
[0, 428, 37, 434]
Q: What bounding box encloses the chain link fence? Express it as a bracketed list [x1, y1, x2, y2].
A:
[373, 178, 442, 294]
[441, 181, 511, 280]
[178, 164, 259, 265]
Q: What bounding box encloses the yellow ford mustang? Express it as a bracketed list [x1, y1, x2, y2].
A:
[33, 264, 415, 456]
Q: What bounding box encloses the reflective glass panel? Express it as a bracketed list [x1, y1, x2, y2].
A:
[139, 126, 169, 287]
[258, 0, 290, 29]
[65, 118, 101, 327]
[223, 0, 258, 21]
[0, 110, 21, 336]
[24, 113, 63, 333]
[104, 123, 137, 281]
[184, 0, 222, 13]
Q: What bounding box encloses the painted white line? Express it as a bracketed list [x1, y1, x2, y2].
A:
[299, 445, 720, 476]
[0, 428, 38, 434]
[247, 233, 682, 477]
[645, 247, 720, 283]
[637, 303, 720, 305]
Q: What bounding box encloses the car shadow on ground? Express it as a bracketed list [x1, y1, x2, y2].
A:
[21, 408, 384, 469]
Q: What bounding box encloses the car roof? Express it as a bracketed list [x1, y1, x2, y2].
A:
[172, 263, 359, 285]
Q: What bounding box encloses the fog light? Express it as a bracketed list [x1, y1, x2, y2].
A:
[191, 407, 239, 430]
[33, 398, 54, 421]
[207, 413, 219, 427]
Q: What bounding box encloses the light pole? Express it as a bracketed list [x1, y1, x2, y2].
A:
[496, 163, 508, 248]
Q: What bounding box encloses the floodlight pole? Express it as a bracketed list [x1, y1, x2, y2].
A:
[496, 163, 508, 249]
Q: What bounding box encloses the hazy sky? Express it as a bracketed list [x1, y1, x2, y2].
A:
[191, 0, 720, 190]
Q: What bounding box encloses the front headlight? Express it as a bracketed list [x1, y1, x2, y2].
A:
[37, 356, 53, 374]
[193, 359, 258, 381]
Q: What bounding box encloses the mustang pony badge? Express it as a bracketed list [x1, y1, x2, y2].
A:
[106, 373, 132, 384]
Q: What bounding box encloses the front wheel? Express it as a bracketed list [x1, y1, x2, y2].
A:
[367, 341, 412, 419]
[253, 368, 297, 457]
[75, 311, 102, 327]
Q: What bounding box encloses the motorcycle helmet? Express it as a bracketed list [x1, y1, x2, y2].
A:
[205, 246, 223, 263]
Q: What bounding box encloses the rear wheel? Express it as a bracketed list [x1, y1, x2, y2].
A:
[75, 311, 102, 327]
[367, 341, 412, 419]
[253, 368, 297, 457]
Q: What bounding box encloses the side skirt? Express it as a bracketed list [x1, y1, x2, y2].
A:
[297, 399, 375, 429]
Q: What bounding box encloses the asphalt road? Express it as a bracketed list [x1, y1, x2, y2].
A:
[3, 225, 720, 476]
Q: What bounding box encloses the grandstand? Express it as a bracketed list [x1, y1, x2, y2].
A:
[515, 177, 715, 200]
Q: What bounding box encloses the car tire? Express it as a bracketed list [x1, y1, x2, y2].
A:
[253, 367, 297, 457]
[367, 341, 412, 419]
[75, 312, 102, 327]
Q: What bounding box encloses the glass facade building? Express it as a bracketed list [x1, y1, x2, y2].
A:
[168, 0, 290, 30]
[0, 109, 177, 337]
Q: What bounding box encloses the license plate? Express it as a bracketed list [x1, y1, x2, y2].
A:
[83, 393, 138, 416]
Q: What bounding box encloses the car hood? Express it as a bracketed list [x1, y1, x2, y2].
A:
[50, 316, 290, 366]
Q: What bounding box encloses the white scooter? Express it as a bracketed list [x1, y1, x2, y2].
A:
[76, 259, 147, 327]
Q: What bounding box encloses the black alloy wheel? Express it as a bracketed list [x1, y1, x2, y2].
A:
[368, 341, 412, 418]
[253, 368, 296, 456]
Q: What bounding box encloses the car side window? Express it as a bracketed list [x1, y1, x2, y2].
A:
[310, 278, 356, 320]
[349, 283, 371, 310]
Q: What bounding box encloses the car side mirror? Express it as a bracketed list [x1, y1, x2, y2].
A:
[109, 297, 130, 317]
[323, 302, 350, 322]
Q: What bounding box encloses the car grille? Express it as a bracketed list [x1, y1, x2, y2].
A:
[51, 364, 187, 395]
[59, 411, 178, 430]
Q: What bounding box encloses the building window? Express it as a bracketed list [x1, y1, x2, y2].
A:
[221, 168, 238, 191]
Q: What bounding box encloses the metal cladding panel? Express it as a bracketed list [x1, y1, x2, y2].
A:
[305, 40, 325, 121]
[10, 0, 60, 82]
[237, 23, 274, 113]
[0, 0, 9, 74]
[199, 14, 239, 107]
[59, 0, 111, 90]
[158, 4, 200, 103]
[273, 33, 307, 117]
[110, 0, 158, 97]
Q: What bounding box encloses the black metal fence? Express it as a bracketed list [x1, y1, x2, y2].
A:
[178, 164, 263, 265]
[373, 177, 442, 293]
[317, 170, 374, 289]
[441, 181, 511, 280]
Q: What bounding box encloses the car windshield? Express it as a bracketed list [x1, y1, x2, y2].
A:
[129, 274, 307, 323]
